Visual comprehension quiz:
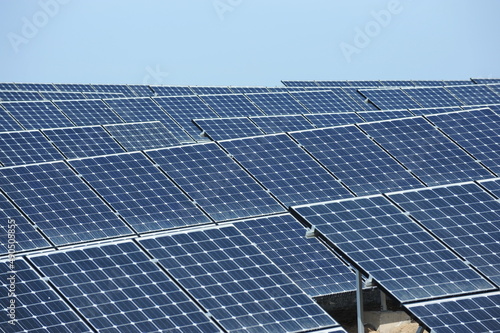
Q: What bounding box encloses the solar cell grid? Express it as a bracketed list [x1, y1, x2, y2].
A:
[266, 87, 307, 92]
[150, 85, 194, 96]
[190, 86, 234, 95]
[410, 80, 445, 86]
[192, 117, 264, 141]
[15, 83, 58, 91]
[53, 83, 96, 92]
[358, 117, 493, 186]
[1, 101, 74, 130]
[245, 92, 310, 115]
[91, 84, 136, 96]
[472, 78, 500, 84]
[29, 241, 222, 333]
[290, 126, 424, 196]
[0, 161, 133, 245]
[479, 178, 500, 198]
[445, 85, 500, 105]
[139, 226, 339, 333]
[249, 114, 315, 134]
[39, 91, 85, 100]
[219, 133, 354, 206]
[293, 196, 496, 302]
[0, 90, 44, 101]
[83, 92, 125, 99]
[357, 110, 413, 122]
[347, 81, 383, 87]
[0, 83, 19, 90]
[379, 80, 415, 87]
[199, 93, 264, 117]
[228, 86, 270, 93]
[401, 87, 464, 108]
[359, 88, 422, 110]
[485, 83, 500, 95]
[0, 109, 26, 132]
[341, 87, 380, 111]
[145, 143, 285, 221]
[103, 121, 180, 151]
[126, 84, 153, 97]
[281, 80, 318, 87]
[304, 112, 364, 127]
[442, 80, 475, 85]
[68, 152, 212, 232]
[54, 99, 124, 126]
[289, 90, 355, 113]
[315, 81, 351, 87]
[409, 106, 462, 116]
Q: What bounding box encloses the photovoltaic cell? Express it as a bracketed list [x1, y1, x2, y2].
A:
[445, 85, 500, 105]
[15, 83, 57, 91]
[0, 192, 50, 253]
[1, 101, 74, 129]
[290, 126, 424, 196]
[219, 134, 354, 206]
[0, 162, 133, 245]
[266, 87, 307, 92]
[388, 182, 500, 285]
[104, 121, 180, 151]
[0, 91, 44, 101]
[0, 259, 92, 333]
[293, 196, 495, 302]
[229, 86, 270, 93]
[150, 85, 194, 96]
[250, 115, 315, 134]
[192, 117, 264, 141]
[127, 85, 153, 97]
[472, 78, 500, 84]
[407, 292, 500, 333]
[347, 81, 383, 87]
[83, 92, 125, 99]
[69, 152, 212, 232]
[379, 80, 415, 87]
[199, 94, 264, 117]
[401, 87, 464, 107]
[315, 81, 351, 87]
[42, 126, 124, 159]
[91, 84, 136, 96]
[442, 80, 475, 86]
[39, 91, 85, 100]
[0, 109, 25, 132]
[234, 214, 357, 296]
[54, 83, 96, 93]
[29, 241, 221, 333]
[104, 98, 192, 142]
[139, 226, 340, 333]
[54, 99, 124, 126]
[190, 86, 233, 95]
[411, 80, 444, 86]
[426, 109, 500, 175]
[479, 178, 500, 198]
[146, 143, 285, 221]
[359, 88, 422, 110]
[0, 130, 64, 166]
[245, 92, 310, 115]
[0, 83, 19, 90]
[358, 117, 493, 186]
[357, 110, 413, 122]
[409, 106, 462, 116]
[341, 87, 379, 111]
[289, 90, 355, 113]
[304, 112, 364, 127]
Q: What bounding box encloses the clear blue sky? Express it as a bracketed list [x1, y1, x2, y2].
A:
[1, 0, 500, 86]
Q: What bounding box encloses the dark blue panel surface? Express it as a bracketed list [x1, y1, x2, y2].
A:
[445, 85, 500, 105]
[0, 109, 25, 132]
[193, 117, 264, 141]
[409, 106, 463, 116]
[1, 101, 74, 129]
[250, 115, 315, 134]
[54, 83, 96, 92]
[150, 85, 194, 96]
[357, 110, 413, 122]
[304, 112, 364, 127]
[190, 86, 234, 95]
[199, 94, 264, 117]
[91, 84, 136, 96]
[0, 91, 43, 101]
[289, 90, 355, 113]
[359, 89, 422, 110]
[104, 121, 180, 151]
[54, 99, 124, 126]
[402, 87, 464, 107]
[245, 92, 310, 115]
[15, 83, 57, 91]
[39, 91, 85, 100]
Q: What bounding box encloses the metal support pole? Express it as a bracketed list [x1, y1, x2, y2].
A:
[416, 326, 425, 333]
[380, 290, 387, 311]
[356, 269, 364, 333]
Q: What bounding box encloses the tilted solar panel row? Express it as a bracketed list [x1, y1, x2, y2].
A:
[282, 79, 477, 87]
[0, 89, 126, 102]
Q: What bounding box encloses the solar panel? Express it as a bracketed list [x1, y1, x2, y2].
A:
[289, 90, 355, 113]
[145, 143, 285, 221]
[0, 90, 44, 101]
[442, 80, 474, 86]
[245, 92, 310, 115]
[249, 115, 315, 134]
[29, 241, 222, 333]
[347, 81, 383, 87]
[340, 87, 380, 111]
[229, 86, 270, 93]
[357, 110, 413, 122]
[104, 97, 192, 143]
[83, 92, 125, 99]
[138, 226, 340, 332]
[409, 106, 463, 116]
[233, 214, 357, 296]
[426, 109, 500, 175]
[0, 130, 64, 166]
[199, 94, 264, 117]
[150, 85, 194, 96]
[91, 84, 136, 96]
[42, 125, 125, 159]
[292, 196, 496, 303]
[126, 84, 154, 97]
[0, 83, 19, 90]
[406, 292, 500, 333]
[0, 161, 133, 245]
[359, 88, 422, 110]
[103, 121, 180, 150]
[411, 80, 445, 87]
[445, 85, 500, 105]
[190, 86, 233, 95]
[68, 152, 212, 232]
[53, 99, 124, 126]
[358, 117, 493, 186]
[53, 83, 96, 92]
[304, 112, 364, 127]
[0, 109, 26, 132]
[315, 81, 351, 87]
[39, 91, 86, 100]
[266, 87, 307, 92]
[472, 78, 500, 84]
[15, 83, 58, 91]
[281, 80, 319, 87]
[479, 178, 500, 198]
[401, 87, 464, 108]
[219, 134, 354, 206]
[192, 117, 265, 141]
[290, 126, 424, 196]
[0, 192, 50, 253]
[379, 80, 415, 87]
[388, 182, 500, 286]
[486, 83, 500, 95]
[153, 95, 217, 141]
[0, 259, 92, 332]
[1, 101, 74, 129]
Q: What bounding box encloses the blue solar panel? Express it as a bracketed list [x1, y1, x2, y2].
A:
[426, 109, 500, 175]
[281, 80, 319, 87]
[150, 85, 194, 96]
[0, 109, 24, 132]
[388, 182, 500, 286]
[357, 110, 413, 122]
[219, 134, 354, 206]
[69, 152, 211, 232]
[486, 83, 500, 95]
[234, 214, 357, 296]
[199, 94, 264, 117]
[145, 143, 285, 221]
[340, 87, 380, 111]
[293, 196, 495, 303]
[54, 99, 124, 126]
[402, 87, 464, 107]
[39, 91, 85, 100]
[83, 92, 125, 99]
[479, 178, 500, 198]
[304, 112, 364, 127]
[411, 80, 445, 86]
[445, 85, 500, 105]
[289, 90, 356, 113]
[91, 84, 136, 96]
[250, 115, 315, 134]
[245, 92, 310, 115]
[472, 78, 500, 84]
[359, 88, 422, 110]
[0, 83, 19, 90]
[0, 259, 92, 332]
[190, 86, 233, 95]
[407, 292, 500, 333]
[0, 91, 44, 101]
[1, 101, 74, 129]
[266, 87, 307, 92]
[127, 84, 153, 97]
[0, 192, 50, 253]
[53, 83, 96, 93]
[42, 125, 125, 159]
[0, 162, 133, 245]
[315, 81, 351, 87]
[103, 121, 180, 151]
[193, 117, 265, 141]
[442, 80, 475, 85]
[379, 80, 415, 87]
[29, 241, 221, 333]
[409, 106, 463, 116]
[15, 83, 58, 91]
[347, 81, 383, 87]
[358, 117, 493, 186]
[290, 126, 424, 196]
[139, 226, 340, 332]
[229, 86, 270, 93]
[0, 130, 64, 166]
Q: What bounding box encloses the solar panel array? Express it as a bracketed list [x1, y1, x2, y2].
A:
[1, 78, 500, 332]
